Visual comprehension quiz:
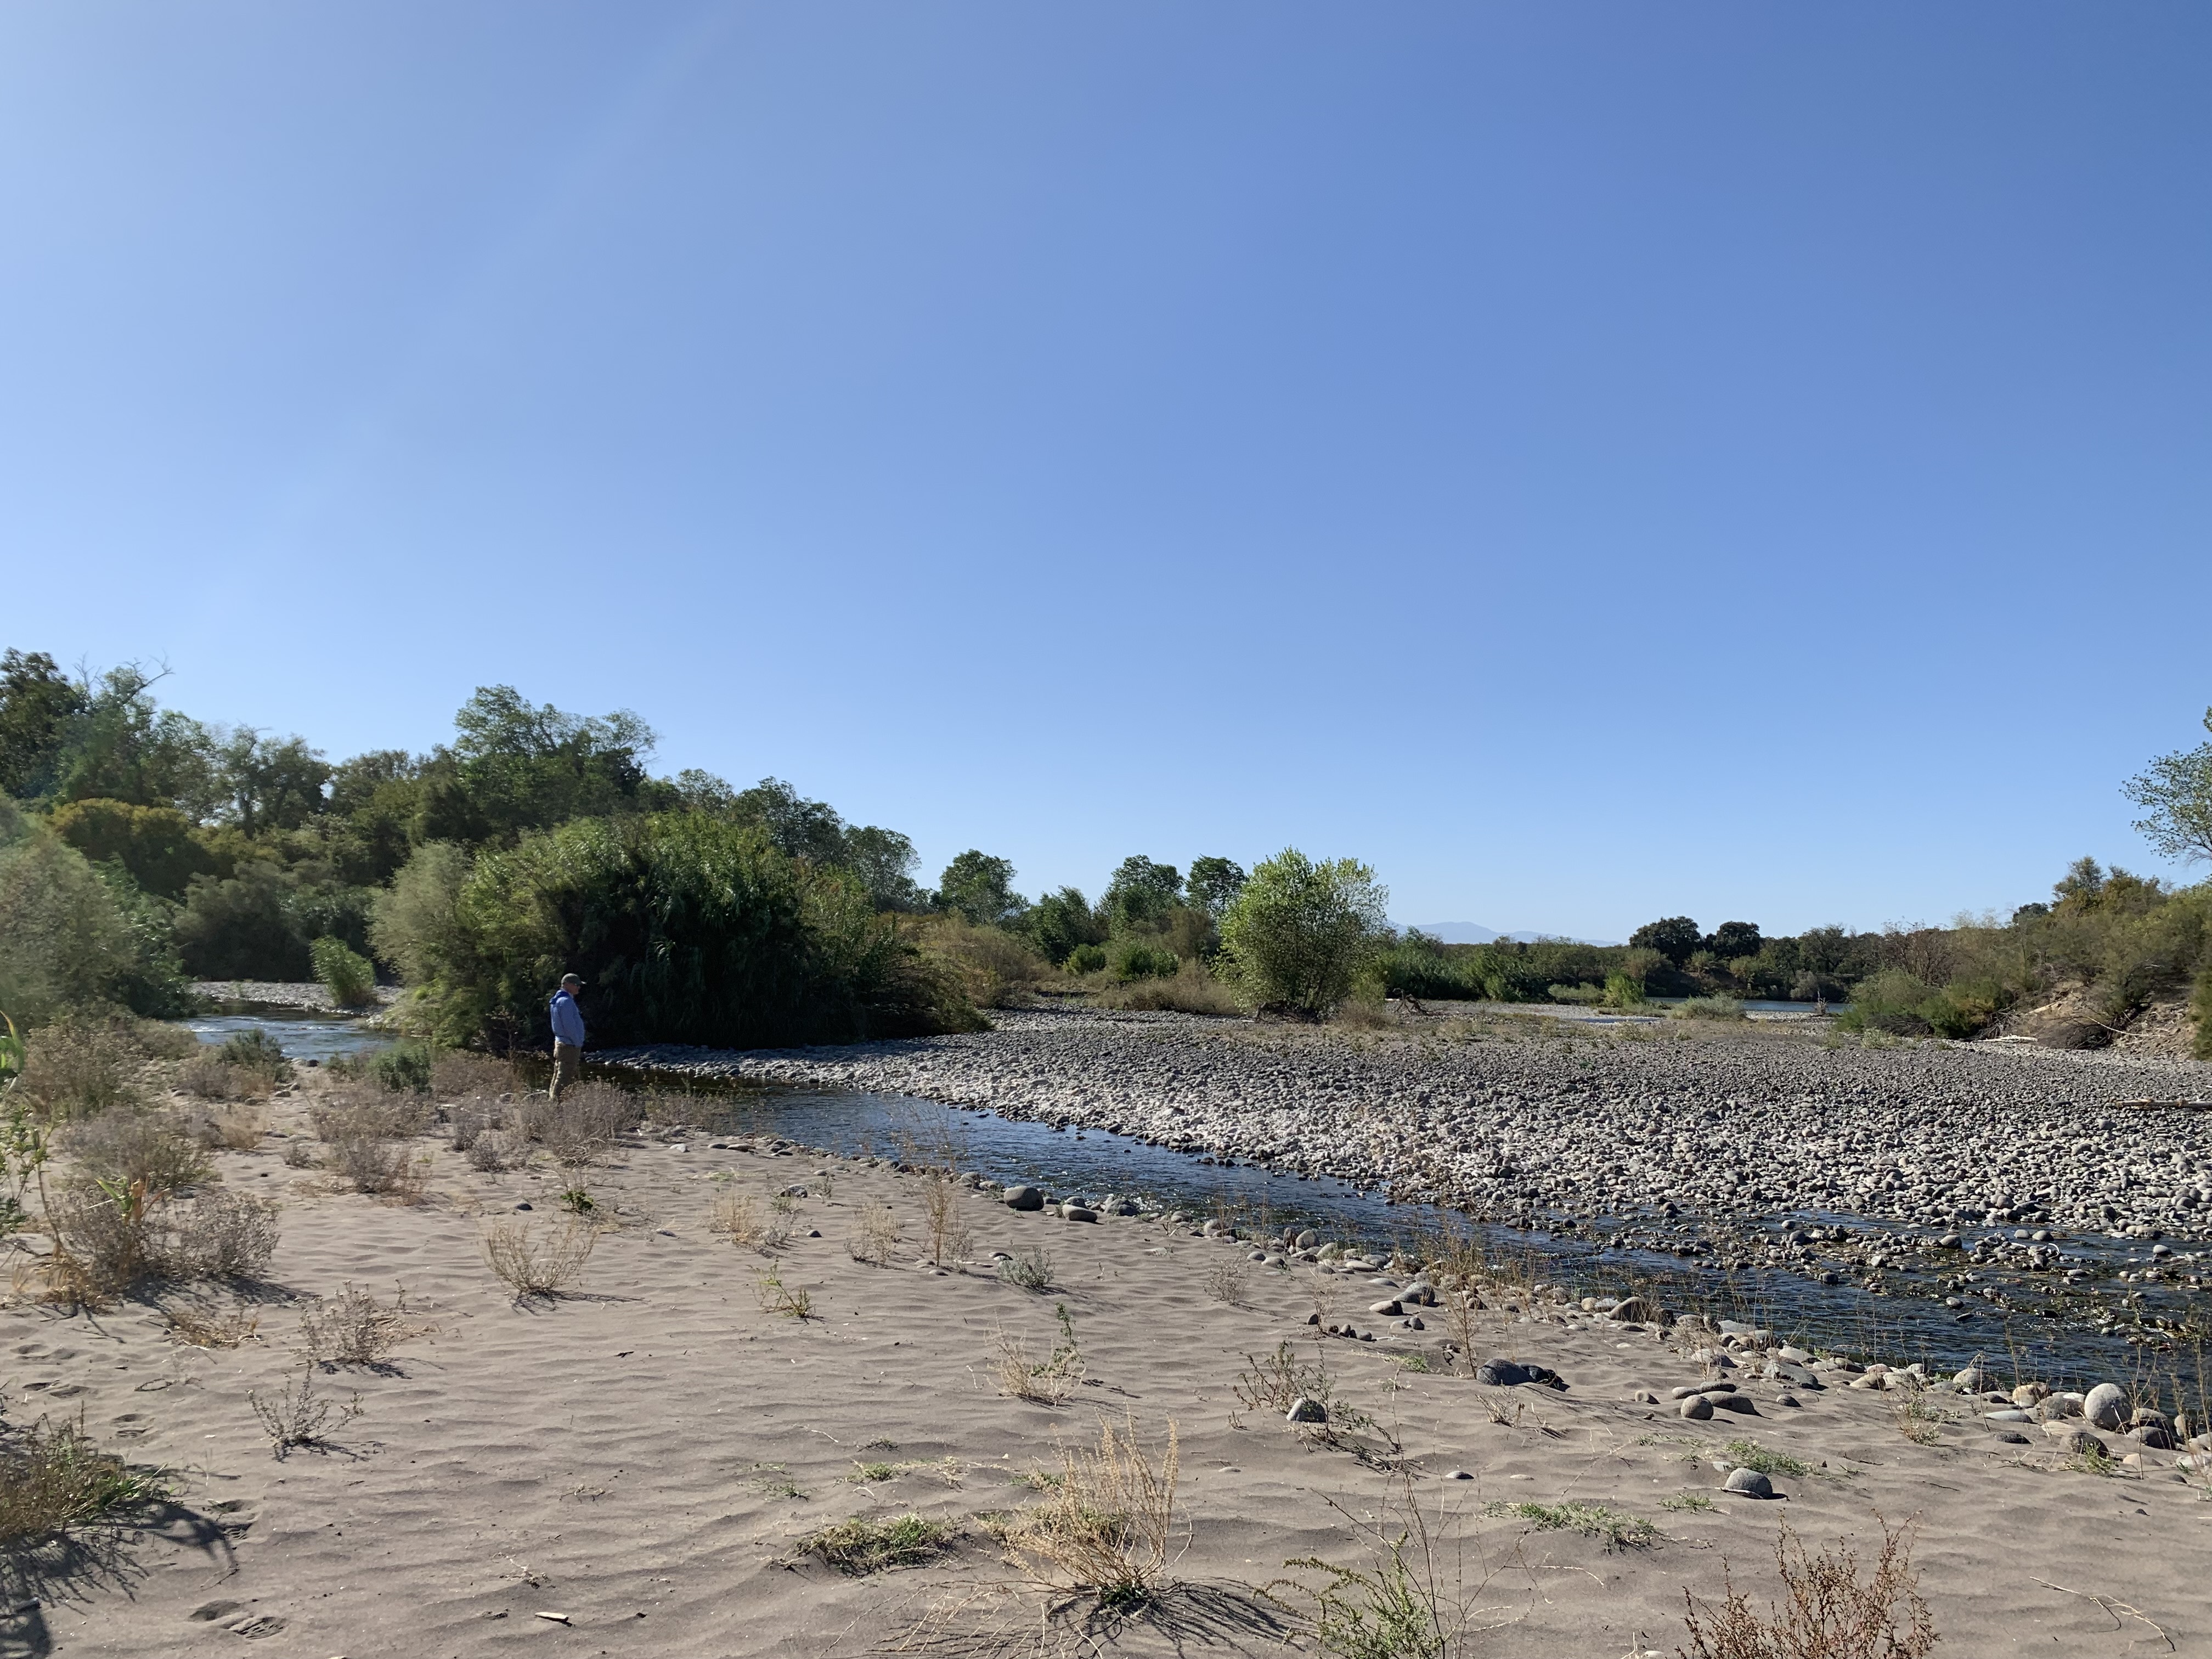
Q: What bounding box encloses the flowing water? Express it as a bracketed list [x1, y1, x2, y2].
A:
[183, 1008, 2194, 1393]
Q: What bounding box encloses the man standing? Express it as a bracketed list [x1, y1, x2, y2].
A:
[549, 973, 586, 1099]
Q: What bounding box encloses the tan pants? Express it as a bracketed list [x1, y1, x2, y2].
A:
[550, 1041, 584, 1100]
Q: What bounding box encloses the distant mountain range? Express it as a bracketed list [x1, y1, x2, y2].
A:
[1402, 922, 1623, 947]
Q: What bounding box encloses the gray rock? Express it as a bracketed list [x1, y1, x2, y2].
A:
[1003, 1185, 1045, 1211]
[1286, 1397, 1329, 1424]
[1476, 1358, 1531, 1387]
[1722, 1467, 1774, 1498]
[1060, 1205, 1099, 1222]
[1713, 1394, 1760, 1414]
[1679, 1393, 1715, 1420]
[1950, 1365, 1990, 1392]
[1369, 1299, 1404, 1317]
[1608, 1296, 1657, 1323]
[1444, 1469, 1473, 1480]
[2083, 1383, 2127, 1431]
[1295, 1229, 1320, 1250]
[1984, 1409, 2033, 1423]
[1992, 1429, 2030, 1444]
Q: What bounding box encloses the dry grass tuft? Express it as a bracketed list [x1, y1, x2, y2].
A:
[993, 1304, 1086, 1404]
[997, 1247, 1054, 1291]
[0, 1417, 168, 1543]
[297, 1282, 427, 1366]
[1893, 1397, 1945, 1446]
[849, 1201, 900, 1267]
[248, 1369, 364, 1459]
[754, 1271, 814, 1319]
[1681, 1515, 1936, 1659]
[482, 1217, 596, 1297]
[511, 1081, 635, 1168]
[165, 1302, 262, 1348]
[921, 1172, 971, 1267]
[993, 1414, 1182, 1608]
[708, 1193, 789, 1254]
[798, 1513, 954, 1576]
[328, 1135, 427, 1199]
[1204, 1259, 1248, 1306]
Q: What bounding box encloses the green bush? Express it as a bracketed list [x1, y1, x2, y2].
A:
[1107, 938, 1178, 982]
[369, 1041, 432, 1093]
[1669, 995, 1746, 1021]
[1026, 887, 1104, 966]
[48, 798, 216, 899]
[2193, 966, 2212, 1060]
[1601, 971, 1647, 1009]
[370, 842, 470, 984]
[1063, 943, 1107, 975]
[310, 936, 377, 1008]
[1217, 850, 1387, 1020]
[408, 812, 981, 1049]
[174, 862, 309, 980]
[218, 1029, 292, 1082]
[0, 812, 160, 1024]
[1547, 983, 1604, 1005]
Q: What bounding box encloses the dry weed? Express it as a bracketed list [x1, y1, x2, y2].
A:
[754, 1272, 814, 1319]
[709, 1193, 789, 1254]
[482, 1217, 596, 1297]
[850, 1201, 900, 1266]
[1204, 1259, 1248, 1307]
[922, 1172, 971, 1267]
[328, 1135, 427, 1199]
[297, 1282, 427, 1366]
[993, 1304, 1085, 1404]
[511, 1081, 634, 1167]
[1681, 1515, 1936, 1659]
[165, 1302, 262, 1348]
[248, 1369, 364, 1459]
[994, 1414, 1181, 1608]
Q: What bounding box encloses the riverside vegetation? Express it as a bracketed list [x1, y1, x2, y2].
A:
[5, 648, 2210, 1058]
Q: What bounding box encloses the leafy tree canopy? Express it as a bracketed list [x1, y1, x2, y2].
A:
[1217, 849, 1387, 1020]
[1628, 916, 1702, 966]
[1186, 856, 1247, 919]
[1103, 855, 1182, 933]
[937, 850, 1022, 927]
[2124, 707, 2212, 867]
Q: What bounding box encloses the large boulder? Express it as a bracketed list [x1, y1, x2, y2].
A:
[1003, 1185, 1045, 1212]
[2083, 1383, 2128, 1431]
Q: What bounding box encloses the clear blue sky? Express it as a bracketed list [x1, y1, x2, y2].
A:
[4, 3, 2207, 939]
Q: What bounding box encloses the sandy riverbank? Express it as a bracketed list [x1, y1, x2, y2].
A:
[5, 1063, 2209, 1657]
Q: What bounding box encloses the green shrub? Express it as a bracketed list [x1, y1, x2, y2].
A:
[409, 812, 981, 1049]
[369, 1041, 433, 1094]
[2193, 968, 2212, 1061]
[218, 1029, 292, 1082]
[1026, 887, 1104, 966]
[47, 799, 214, 899]
[0, 819, 154, 1024]
[1547, 982, 1603, 1005]
[1601, 971, 1647, 1009]
[174, 861, 310, 980]
[1107, 938, 1178, 982]
[911, 916, 1052, 1008]
[1376, 932, 1480, 1000]
[370, 841, 471, 986]
[1217, 850, 1387, 1020]
[310, 936, 377, 1008]
[1669, 995, 1745, 1021]
[1063, 943, 1108, 975]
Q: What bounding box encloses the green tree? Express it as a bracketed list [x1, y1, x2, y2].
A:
[1186, 856, 1247, 918]
[1025, 885, 1104, 965]
[48, 798, 214, 898]
[420, 685, 657, 843]
[2124, 708, 2212, 866]
[937, 850, 1022, 927]
[417, 813, 978, 1048]
[216, 729, 330, 836]
[54, 664, 222, 815]
[1102, 856, 1182, 934]
[840, 825, 924, 912]
[1629, 916, 1702, 966]
[1705, 921, 1762, 958]
[0, 807, 153, 1022]
[728, 776, 848, 865]
[1217, 849, 1387, 1019]
[0, 649, 84, 802]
